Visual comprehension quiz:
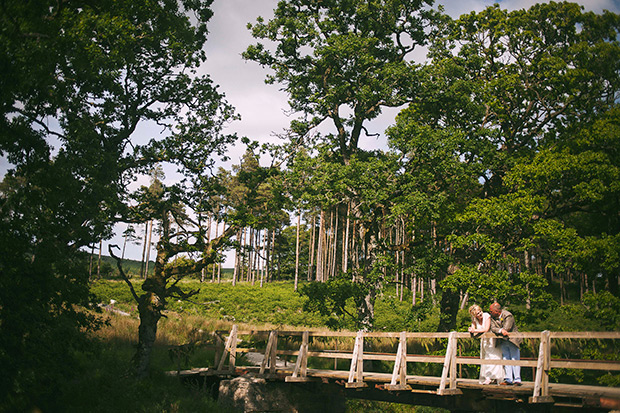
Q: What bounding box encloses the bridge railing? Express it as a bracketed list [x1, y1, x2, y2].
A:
[212, 327, 620, 404]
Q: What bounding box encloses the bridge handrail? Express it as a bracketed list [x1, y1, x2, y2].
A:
[212, 327, 620, 402]
[216, 329, 620, 340]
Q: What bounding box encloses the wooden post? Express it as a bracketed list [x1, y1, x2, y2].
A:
[346, 331, 367, 388]
[437, 331, 462, 395]
[213, 333, 223, 368]
[216, 325, 238, 372]
[287, 331, 313, 382]
[387, 331, 411, 391]
[530, 330, 554, 403]
[260, 330, 278, 375]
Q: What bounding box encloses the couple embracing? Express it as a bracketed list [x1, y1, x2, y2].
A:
[468, 302, 522, 386]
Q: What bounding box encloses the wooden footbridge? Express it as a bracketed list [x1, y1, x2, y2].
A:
[176, 327, 620, 412]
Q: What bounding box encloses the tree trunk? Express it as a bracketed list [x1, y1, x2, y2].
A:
[133, 291, 163, 377]
[144, 220, 153, 278]
[399, 252, 405, 302]
[419, 276, 424, 302]
[459, 290, 469, 310]
[295, 212, 301, 291]
[89, 243, 95, 278]
[308, 214, 316, 281]
[524, 250, 531, 310]
[242, 227, 248, 282]
[252, 229, 259, 286]
[134, 214, 169, 378]
[140, 222, 148, 278]
[201, 215, 212, 282]
[359, 287, 376, 331]
[121, 225, 129, 261]
[269, 229, 275, 282]
[325, 208, 334, 280]
[260, 230, 266, 287]
[212, 221, 219, 282]
[343, 202, 350, 274]
[233, 228, 242, 286]
[332, 205, 339, 279]
[316, 210, 325, 282]
[97, 239, 102, 278]
[437, 287, 459, 332]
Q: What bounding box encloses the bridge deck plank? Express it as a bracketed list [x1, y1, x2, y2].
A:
[199, 365, 620, 401]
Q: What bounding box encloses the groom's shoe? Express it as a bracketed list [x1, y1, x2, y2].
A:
[513, 382, 522, 386]
[500, 381, 512, 385]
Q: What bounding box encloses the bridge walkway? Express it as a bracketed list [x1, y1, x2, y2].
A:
[174, 327, 620, 411]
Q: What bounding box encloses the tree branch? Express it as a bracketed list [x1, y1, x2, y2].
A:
[108, 244, 140, 303]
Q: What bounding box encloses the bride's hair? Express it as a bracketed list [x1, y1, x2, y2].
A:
[469, 304, 482, 324]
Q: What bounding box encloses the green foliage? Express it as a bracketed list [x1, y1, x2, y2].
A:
[0, 0, 237, 402]
[404, 299, 440, 333]
[582, 291, 620, 331]
[91, 279, 327, 328]
[244, 0, 439, 160]
[300, 276, 366, 330]
[373, 294, 412, 332]
[57, 339, 224, 412]
[346, 399, 425, 412]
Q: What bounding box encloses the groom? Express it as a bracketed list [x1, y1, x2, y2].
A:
[489, 302, 522, 386]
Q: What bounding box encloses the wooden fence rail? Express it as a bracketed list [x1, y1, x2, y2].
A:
[212, 328, 620, 404]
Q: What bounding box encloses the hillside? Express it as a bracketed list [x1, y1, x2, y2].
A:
[90, 254, 233, 280]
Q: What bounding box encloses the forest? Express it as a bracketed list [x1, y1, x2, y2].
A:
[1, 0, 619, 411]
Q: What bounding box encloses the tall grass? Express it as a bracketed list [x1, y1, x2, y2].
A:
[66, 308, 446, 412]
[58, 311, 226, 412]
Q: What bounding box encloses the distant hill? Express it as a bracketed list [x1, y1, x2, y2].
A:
[90, 254, 232, 279]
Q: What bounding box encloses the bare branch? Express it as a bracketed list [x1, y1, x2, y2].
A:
[108, 244, 140, 303]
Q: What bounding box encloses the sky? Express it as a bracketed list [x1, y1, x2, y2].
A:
[201, 0, 620, 167]
[3, 0, 619, 266]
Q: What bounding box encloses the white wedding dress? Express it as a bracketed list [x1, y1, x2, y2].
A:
[474, 312, 504, 384]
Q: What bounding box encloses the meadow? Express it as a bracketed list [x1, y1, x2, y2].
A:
[69, 277, 617, 412]
[64, 278, 447, 412]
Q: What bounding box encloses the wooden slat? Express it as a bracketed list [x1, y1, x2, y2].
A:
[216, 324, 237, 371]
[549, 332, 620, 339]
[455, 358, 538, 367]
[449, 332, 457, 391]
[542, 330, 551, 398]
[531, 330, 551, 403]
[389, 331, 409, 390]
[275, 348, 620, 371]
[347, 331, 365, 387]
[290, 330, 309, 379]
[222, 329, 620, 341]
[437, 331, 456, 395]
[259, 330, 278, 375]
[549, 360, 620, 371]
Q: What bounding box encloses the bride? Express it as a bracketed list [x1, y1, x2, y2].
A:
[468, 304, 504, 385]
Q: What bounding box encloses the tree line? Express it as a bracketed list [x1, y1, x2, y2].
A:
[1, 0, 619, 410]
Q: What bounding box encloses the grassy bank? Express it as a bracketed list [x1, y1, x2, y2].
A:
[70, 279, 449, 412]
[74, 278, 617, 411]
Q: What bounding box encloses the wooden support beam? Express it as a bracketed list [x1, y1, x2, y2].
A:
[260, 330, 278, 375]
[387, 331, 411, 391]
[216, 324, 238, 372]
[531, 330, 554, 404]
[437, 331, 462, 396]
[346, 331, 367, 388]
[286, 331, 310, 382]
